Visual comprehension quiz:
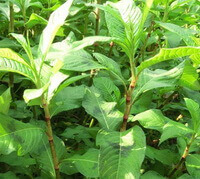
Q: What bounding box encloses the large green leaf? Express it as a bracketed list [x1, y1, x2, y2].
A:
[179, 60, 200, 90]
[137, 47, 200, 73]
[0, 57, 36, 83]
[97, 126, 146, 179]
[0, 48, 29, 66]
[93, 77, 121, 102]
[133, 62, 184, 101]
[146, 146, 179, 166]
[49, 85, 85, 117]
[61, 50, 105, 72]
[156, 21, 196, 46]
[186, 154, 200, 178]
[141, 171, 166, 179]
[82, 87, 122, 131]
[0, 113, 44, 155]
[38, 0, 73, 60]
[132, 109, 168, 132]
[93, 53, 126, 85]
[61, 148, 99, 178]
[160, 120, 194, 144]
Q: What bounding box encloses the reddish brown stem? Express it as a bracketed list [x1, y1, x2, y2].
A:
[168, 134, 196, 178]
[43, 99, 60, 179]
[120, 80, 137, 132]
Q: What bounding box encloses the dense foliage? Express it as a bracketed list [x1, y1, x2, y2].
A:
[0, 0, 200, 178]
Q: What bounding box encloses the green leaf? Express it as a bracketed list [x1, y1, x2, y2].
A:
[93, 77, 121, 102]
[179, 61, 200, 90]
[0, 57, 36, 83]
[0, 88, 11, 114]
[141, 171, 166, 179]
[156, 21, 195, 46]
[160, 120, 194, 144]
[184, 98, 200, 132]
[32, 135, 66, 178]
[178, 173, 193, 179]
[132, 109, 168, 132]
[49, 86, 85, 117]
[146, 146, 179, 165]
[93, 53, 126, 85]
[133, 63, 184, 101]
[137, 47, 200, 73]
[38, 0, 73, 60]
[97, 126, 146, 179]
[26, 13, 47, 28]
[82, 87, 122, 131]
[10, 33, 33, 62]
[186, 154, 200, 178]
[56, 74, 90, 94]
[0, 171, 17, 179]
[0, 113, 44, 155]
[61, 50, 105, 72]
[61, 148, 99, 178]
[0, 48, 29, 66]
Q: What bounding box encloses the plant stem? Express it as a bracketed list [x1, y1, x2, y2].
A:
[42, 98, 60, 179]
[163, 0, 169, 22]
[120, 78, 137, 132]
[108, 41, 114, 57]
[168, 134, 196, 178]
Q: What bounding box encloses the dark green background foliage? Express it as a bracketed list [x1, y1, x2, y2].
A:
[0, 0, 200, 178]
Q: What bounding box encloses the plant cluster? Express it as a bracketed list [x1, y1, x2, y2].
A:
[0, 0, 200, 178]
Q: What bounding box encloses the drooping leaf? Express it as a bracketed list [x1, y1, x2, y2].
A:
[93, 77, 121, 102]
[93, 53, 126, 85]
[133, 62, 184, 101]
[97, 126, 146, 179]
[61, 50, 105, 72]
[137, 47, 200, 73]
[186, 154, 200, 178]
[0, 57, 36, 83]
[156, 21, 195, 46]
[160, 120, 194, 144]
[132, 109, 168, 132]
[0, 171, 17, 179]
[146, 146, 179, 166]
[82, 87, 122, 131]
[0, 113, 44, 155]
[49, 85, 85, 117]
[61, 148, 99, 178]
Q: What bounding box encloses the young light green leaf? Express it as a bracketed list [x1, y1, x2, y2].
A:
[0, 113, 44, 155]
[97, 126, 146, 179]
[10, 33, 33, 62]
[26, 13, 47, 28]
[0, 88, 11, 114]
[82, 87, 122, 131]
[0, 48, 29, 66]
[38, 0, 73, 59]
[137, 47, 200, 73]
